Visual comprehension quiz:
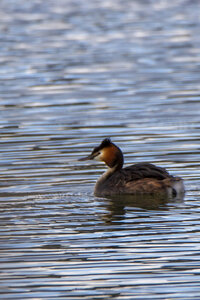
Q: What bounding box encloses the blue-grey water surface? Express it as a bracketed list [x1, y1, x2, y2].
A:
[1, 0, 200, 299]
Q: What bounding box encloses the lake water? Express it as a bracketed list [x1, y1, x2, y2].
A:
[1, 0, 200, 299]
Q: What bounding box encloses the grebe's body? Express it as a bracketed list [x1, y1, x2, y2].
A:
[79, 139, 184, 198]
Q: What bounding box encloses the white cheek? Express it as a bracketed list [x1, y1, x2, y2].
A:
[94, 153, 102, 161]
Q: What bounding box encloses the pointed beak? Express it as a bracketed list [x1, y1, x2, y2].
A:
[78, 154, 95, 161]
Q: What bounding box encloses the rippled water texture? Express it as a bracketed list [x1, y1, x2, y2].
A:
[1, 0, 200, 299]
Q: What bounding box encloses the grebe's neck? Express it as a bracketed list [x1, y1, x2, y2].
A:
[94, 165, 119, 195]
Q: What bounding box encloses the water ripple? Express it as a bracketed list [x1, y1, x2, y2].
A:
[1, 0, 200, 299]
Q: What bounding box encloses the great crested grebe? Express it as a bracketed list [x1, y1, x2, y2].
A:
[79, 138, 184, 198]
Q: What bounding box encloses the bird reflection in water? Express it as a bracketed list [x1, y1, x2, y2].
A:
[103, 193, 184, 222]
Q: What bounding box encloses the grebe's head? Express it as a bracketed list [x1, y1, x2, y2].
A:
[79, 138, 124, 170]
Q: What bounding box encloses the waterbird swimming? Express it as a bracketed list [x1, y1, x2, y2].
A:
[79, 138, 184, 198]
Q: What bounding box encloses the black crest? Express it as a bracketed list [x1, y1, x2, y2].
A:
[92, 138, 112, 154]
[100, 138, 112, 148]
